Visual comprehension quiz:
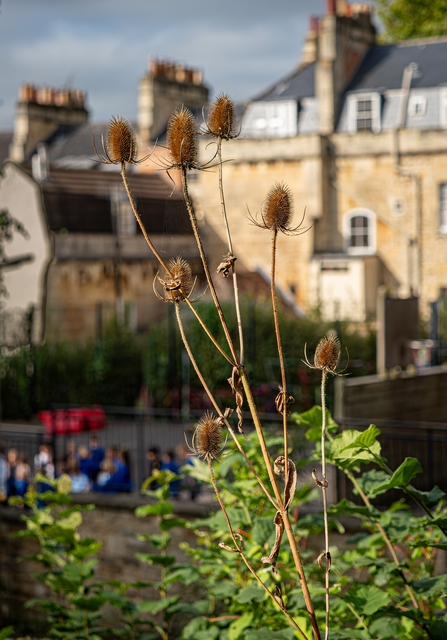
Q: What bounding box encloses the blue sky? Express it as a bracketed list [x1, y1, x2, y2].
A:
[0, 0, 331, 131]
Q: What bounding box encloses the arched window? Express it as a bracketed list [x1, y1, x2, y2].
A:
[343, 208, 376, 255]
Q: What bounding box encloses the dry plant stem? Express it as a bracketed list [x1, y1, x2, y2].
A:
[121, 162, 234, 367]
[344, 467, 420, 610]
[174, 303, 278, 510]
[320, 371, 330, 640]
[207, 458, 310, 640]
[270, 229, 289, 485]
[180, 167, 239, 364]
[121, 163, 171, 275]
[239, 371, 321, 640]
[217, 138, 245, 364]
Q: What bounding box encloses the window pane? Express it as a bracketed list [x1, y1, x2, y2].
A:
[349, 215, 369, 248]
[440, 183, 447, 228]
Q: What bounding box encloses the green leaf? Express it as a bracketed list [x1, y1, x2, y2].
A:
[0, 626, 14, 640]
[251, 516, 274, 546]
[356, 469, 390, 497]
[294, 405, 338, 436]
[71, 539, 102, 560]
[159, 517, 187, 530]
[165, 565, 200, 586]
[135, 502, 174, 517]
[407, 485, 446, 508]
[228, 611, 253, 640]
[211, 581, 238, 599]
[341, 425, 380, 449]
[72, 596, 106, 611]
[244, 630, 296, 640]
[413, 574, 447, 597]
[137, 596, 180, 615]
[328, 498, 380, 519]
[346, 585, 391, 616]
[135, 553, 176, 567]
[331, 429, 382, 468]
[372, 458, 423, 493]
[236, 583, 265, 604]
[430, 620, 447, 640]
[369, 617, 402, 639]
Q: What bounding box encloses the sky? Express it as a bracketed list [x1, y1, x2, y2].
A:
[0, 0, 330, 132]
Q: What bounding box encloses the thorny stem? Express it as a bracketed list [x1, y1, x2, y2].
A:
[174, 303, 278, 510]
[239, 371, 321, 640]
[207, 458, 310, 640]
[270, 228, 289, 486]
[181, 167, 239, 365]
[320, 370, 330, 640]
[217, 137, 245, 364]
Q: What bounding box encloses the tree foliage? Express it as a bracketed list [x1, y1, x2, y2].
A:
[376, 0, 447, 41]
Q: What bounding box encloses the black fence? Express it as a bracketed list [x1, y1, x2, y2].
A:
[336, 417, 447, 507]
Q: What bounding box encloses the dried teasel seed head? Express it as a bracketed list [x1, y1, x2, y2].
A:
[167, 106, 198, 169]
[193, 412, 222, 461]
[106, 116, 138, 164]
[314, 333, 341, 373]
[263, 183, 293, 232]
[164, 257, 193, 302]
[207, 93, 235, 139]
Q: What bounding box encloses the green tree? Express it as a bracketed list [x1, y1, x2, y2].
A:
[376, 0, 447, 41]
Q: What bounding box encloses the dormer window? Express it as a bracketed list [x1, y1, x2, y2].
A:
[241, 100, 298, 138]
[347, 93, 382, 134]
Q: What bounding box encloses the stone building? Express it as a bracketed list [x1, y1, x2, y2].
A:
[195, 0, 447, 322]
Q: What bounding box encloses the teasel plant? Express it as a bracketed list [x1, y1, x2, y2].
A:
[95, 106, 331, 640]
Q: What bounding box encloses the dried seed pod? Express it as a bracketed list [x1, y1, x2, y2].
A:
[162, 257, 193, 302]
[264, 183, 292, 232]
[167, 106, 198, 169]
[207, 93, 235, 139]
[314, 333, 341, 373]
[106, 116, 138, 164]
[191, 412, 223, 461]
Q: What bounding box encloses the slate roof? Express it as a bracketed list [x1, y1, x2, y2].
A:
[345, 39, 447, 93]
[252, 61, 316, 102]
[40, 169, 191, 235]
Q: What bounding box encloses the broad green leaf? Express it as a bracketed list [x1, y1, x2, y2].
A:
[328, 498, 379, 519]
[244, 629, 296, 640]
[58, 511, 83, 529]
[372, 458, 422, 493]
[294, 405, 338, 437]
[159, 517, 187, 531]
[71, 539, 102, 560]
[0, 627, 14, 640]
[369, 616, 402, 639]
[342, 425, 380, 449]
[228, 611, 253, 640]
[211, 581, 238, 599]
[165, 565, 200, 586]
[135, 502, 174, 517]
[407, 485, 446, 508]
[346, 584, 391, 615]
[356, 469, 390, 497]
[252, 516, 274, 546]
[137, 595, 180, 615]
[72, 596, 106, 611]
[135, 553, 176, 567]
[331, 429, 382, 468]
[236, 583, 265, 604]
[413, 574, 447, 597]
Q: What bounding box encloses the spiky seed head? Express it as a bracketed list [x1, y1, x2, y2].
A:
[164, 257, 193, 302]
[106, 116, 138, 164]
[167, 106, 198, 168]
[314, 333, 341, 372]
[207, 93, 235, 139]
[263, 183, 293, 232]
[194, 412, 222, 461]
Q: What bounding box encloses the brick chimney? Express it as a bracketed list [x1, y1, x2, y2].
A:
[137, 58, 209, 146]
[301, 15, 320, 64]
[316, 1, 376, 134]
[9, 84, 89, 163]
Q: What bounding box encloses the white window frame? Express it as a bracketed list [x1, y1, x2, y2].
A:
[408, 95, 427, 118]
[439, 88, 447, 129]
[346, 92, 382, 134]
[440, 183, 447, 233]
[343, 208, 377, 255]
[241, 100, 298, 138]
